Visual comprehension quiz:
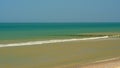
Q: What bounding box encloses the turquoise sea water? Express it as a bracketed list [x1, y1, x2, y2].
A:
[0, 22, 120, 42]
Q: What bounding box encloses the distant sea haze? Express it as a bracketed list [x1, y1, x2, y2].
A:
[0, 22, 120, 41]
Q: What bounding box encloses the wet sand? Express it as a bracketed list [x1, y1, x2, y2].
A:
[0, 38, 120, 68]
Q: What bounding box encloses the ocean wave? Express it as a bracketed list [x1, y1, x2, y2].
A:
[0, 36, 109, 48]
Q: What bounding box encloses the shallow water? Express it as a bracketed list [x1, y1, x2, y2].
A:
[0, 23, 120, 41]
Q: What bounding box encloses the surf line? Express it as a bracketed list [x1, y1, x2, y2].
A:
[0, 36, 109, 48]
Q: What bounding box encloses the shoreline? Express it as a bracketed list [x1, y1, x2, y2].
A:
[0, 36, 109, 47]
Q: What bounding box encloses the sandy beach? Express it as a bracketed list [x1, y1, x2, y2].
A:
[0, 37, 120, 68]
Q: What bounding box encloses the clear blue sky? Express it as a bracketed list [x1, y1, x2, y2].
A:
[0, 0, 120, 22]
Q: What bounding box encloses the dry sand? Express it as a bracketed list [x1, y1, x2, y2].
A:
[81, 59, 120, 68]
[56, 58, 120, 68]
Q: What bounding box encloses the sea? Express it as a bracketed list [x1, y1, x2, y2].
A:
[0, 22, 120, 43]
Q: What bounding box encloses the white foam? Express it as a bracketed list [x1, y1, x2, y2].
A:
[0, 36, 109, 48]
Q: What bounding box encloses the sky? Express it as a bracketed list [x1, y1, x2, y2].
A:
[0, 0, 120, 22]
